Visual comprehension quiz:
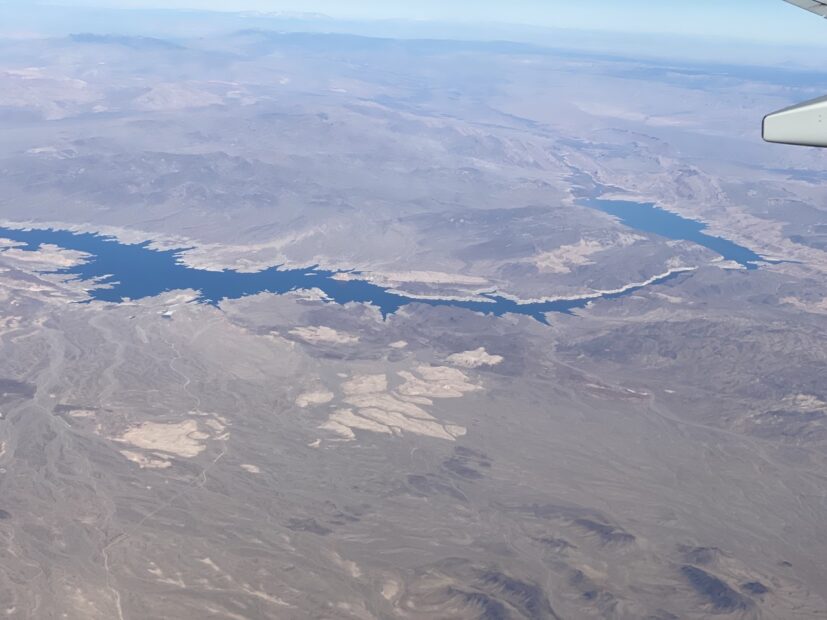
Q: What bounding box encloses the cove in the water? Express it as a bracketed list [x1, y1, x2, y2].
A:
[582, 197, 768, 270]
[566, 170, 773, 269]
[0, 225, 687, 324]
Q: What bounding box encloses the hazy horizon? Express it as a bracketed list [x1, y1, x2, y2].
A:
[11, 0, 826, 46]
[2, 0, 827, 68]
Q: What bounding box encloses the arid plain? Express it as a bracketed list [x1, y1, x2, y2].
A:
[0, 20, 826, 619]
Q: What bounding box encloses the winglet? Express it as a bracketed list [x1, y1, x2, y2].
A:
[784, 0, 827, 18]
[763, 95, 827, 147]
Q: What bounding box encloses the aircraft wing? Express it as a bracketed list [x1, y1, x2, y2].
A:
[762, 1, 827, 146]
[784, 0, 827, 18]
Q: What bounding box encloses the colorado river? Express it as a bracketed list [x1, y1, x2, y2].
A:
[0, 225, 687, 323]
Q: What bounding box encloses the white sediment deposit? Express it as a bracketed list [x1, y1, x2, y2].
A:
[447, 347, 504, 369]
[115, 420, 208, 458]
[332, 270, 488, 286]
[289, 326, 359, 345]
[114, 413, 229, 466]
[532, 234, 641, 274]
[342, 374, 387, 395]
[397, 365, 481, 399]
[119, 450, 173, 469]
[319, 365, 478, 442]
[2, 243, 90, 269]
[782, 296, 827, 315]
[295, 389, 335, 408]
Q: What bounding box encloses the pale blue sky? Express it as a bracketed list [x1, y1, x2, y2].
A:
[34, 0, 827, 45]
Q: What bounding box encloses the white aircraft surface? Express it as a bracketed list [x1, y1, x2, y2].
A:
[763, 0, 827, 146]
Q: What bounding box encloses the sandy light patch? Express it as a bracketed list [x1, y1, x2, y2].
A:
[344, 392, 437, 421]
[375, 271, 489, 285]
[445, 424, 467, 438]
[333, 270, 488, 286]
[319, 366, 476, 442]
[0, 315, 21, 333]
[329, 551, 362, 579]
[397, 366, 481, 399]
[447, 347, 503, 369]
[782, 296, 827, 315]
[296, 389, 335, 408]
[115, 420, 207, 458]
[382, 579, 400, 601]
[321, 409, 393, 439]
[119, 450, 172, 469]
[2, 243, 90, 269]
[174, 228, 317, 272]
[788, 394, 827, 411]
[359, 408, 458, 440]
[204, 418, 226, 433]
[289, 326, 359, 345]
[533, 239, 604, 273]
[532, 234, 641, 274]
[289, 287, 330, 301]
[342, 374, 387, 395]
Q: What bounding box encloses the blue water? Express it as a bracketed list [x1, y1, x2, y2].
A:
[0, 226, 687, 323]
[583, 198, 767, 270]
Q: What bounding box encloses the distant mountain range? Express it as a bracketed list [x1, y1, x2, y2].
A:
[69, 33, 183, 50]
